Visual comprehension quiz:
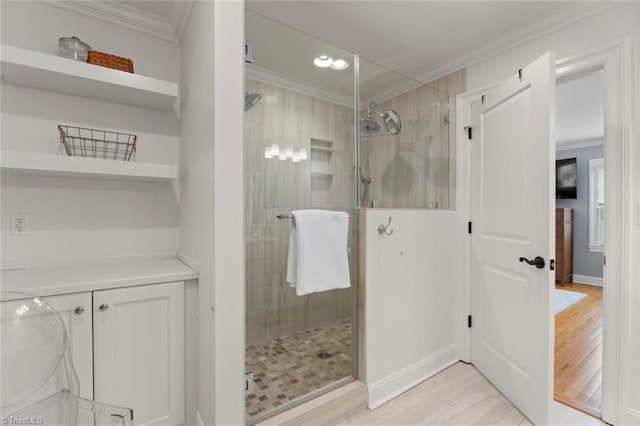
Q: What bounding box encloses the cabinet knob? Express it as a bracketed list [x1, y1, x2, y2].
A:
[99, 304, 109, 311]
[74, 306, 85, 315]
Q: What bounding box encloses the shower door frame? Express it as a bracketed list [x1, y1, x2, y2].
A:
[244, 54, 362, 424]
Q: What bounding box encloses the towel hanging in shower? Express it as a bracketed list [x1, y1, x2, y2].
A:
[286, 209, 351, 296]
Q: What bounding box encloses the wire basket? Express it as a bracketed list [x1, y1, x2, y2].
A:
[58, 125, 137, 161]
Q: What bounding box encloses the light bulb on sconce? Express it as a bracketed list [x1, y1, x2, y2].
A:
[285, 147, 294, 158]
[263, 146, 308, 162]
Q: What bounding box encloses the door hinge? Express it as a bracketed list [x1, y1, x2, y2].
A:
[468, 315, 472, 328]
[464, 126, 472, 140]
[550, 259, 555, 271]
[468, 221, 472, 234]
[603, 255, 606, 266]
[481, 95, 485, 104]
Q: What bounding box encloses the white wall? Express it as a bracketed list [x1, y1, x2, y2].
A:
[0, 1, 180, 267]
[212, 3, 245, 424]
[362, 209, 458, 409]
[0, 1, 179, 82]
[179, 3, 215, 424]
[465, 4, 640, 424]
[179, 2, 245, 425]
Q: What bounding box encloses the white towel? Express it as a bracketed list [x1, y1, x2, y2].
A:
[286, 209, 351, 296]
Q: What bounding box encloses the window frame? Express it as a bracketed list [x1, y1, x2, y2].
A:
[588, 158, 605, 253]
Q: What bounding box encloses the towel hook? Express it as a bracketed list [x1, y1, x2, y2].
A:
[377, 217, 394, 236]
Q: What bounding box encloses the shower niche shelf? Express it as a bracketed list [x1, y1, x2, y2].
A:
[310, 138, 334, 178]
[310, 138, 334, 152]
[311, 172, 333, 178]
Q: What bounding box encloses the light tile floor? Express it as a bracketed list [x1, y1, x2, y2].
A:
[300, 362, 607, 425]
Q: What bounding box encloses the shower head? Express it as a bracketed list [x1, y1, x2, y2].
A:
[245, 92, 263, 111]
[360, 117, 381, 134]
[360, 102, 401, 135]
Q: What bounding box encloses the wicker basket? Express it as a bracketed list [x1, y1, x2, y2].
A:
[87, 50, 134, 73]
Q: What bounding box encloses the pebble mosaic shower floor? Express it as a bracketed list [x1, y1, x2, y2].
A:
[245, 319, 352, 419]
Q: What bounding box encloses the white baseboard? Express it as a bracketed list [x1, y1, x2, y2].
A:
[195, 411, 205, 426]
[367, 345, 457, 410]
[572, 274, 603, 286]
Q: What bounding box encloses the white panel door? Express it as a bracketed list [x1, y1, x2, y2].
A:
[0, 292, 93, 409]
[470, 52, 555, 425]
[93, 282, 185, 426]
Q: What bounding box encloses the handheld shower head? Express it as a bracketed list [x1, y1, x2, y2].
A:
[245, 92, 263, 111]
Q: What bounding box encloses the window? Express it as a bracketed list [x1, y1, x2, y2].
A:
[588, 158, 604, 252]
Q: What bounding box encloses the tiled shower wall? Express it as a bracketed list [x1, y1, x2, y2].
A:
[361, 85, 451, 209]
[244, 79, 355, 346]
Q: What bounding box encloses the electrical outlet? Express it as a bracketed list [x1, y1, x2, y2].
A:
[11, 214, 28, 236]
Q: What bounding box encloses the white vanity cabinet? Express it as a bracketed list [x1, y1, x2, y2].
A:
[44, 292, 94, 400]
[93, 282, 185, 426]
[1, 280, 186, 426]
[0, 292, 94, 408]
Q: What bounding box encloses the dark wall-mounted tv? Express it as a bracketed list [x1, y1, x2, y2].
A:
[556, 158, 577, 199]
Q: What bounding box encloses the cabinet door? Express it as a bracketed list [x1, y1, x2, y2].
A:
[93, 282, 185, 426]
[1, 292, 93, 408]
[45, 293, 94, 400]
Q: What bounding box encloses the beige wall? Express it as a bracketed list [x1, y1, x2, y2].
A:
[361, 84, 450, 209]
[244, 79, 355, 346]
[359, 68, 467, 210]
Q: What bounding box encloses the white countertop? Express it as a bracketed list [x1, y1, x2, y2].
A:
[0, 256, 198, 300]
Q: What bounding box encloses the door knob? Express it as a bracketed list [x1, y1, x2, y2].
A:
[519, 256, 545, 269]
[74, 306, 84, 315]
[99, 304, 109, 311]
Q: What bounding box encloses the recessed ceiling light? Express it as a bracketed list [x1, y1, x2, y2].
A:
[331, 59, 349, 70]
[314, 55, 333, 68]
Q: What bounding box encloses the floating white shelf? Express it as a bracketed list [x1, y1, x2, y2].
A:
[0, 44, 178, 111]
[1, 151, 177, 182]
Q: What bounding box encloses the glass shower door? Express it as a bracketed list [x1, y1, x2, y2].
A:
[244, 10, 357, 422]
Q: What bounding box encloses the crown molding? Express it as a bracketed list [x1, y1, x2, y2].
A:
[367, 79, 423, 107]
[412, 2, 619, 84]
[556, 137, 604, 152]
[46, 0, 185, 44]
[246, 64, 353, 107]
[171, 1, 194, 42]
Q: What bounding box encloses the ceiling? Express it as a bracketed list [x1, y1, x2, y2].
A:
[108, 1, 611, 84]
[245, 1, 607, 82]
[246, 9, 438, 105]
[119, 1, 175, 19]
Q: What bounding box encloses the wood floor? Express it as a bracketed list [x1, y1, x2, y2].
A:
[554, 282, 603, 418]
